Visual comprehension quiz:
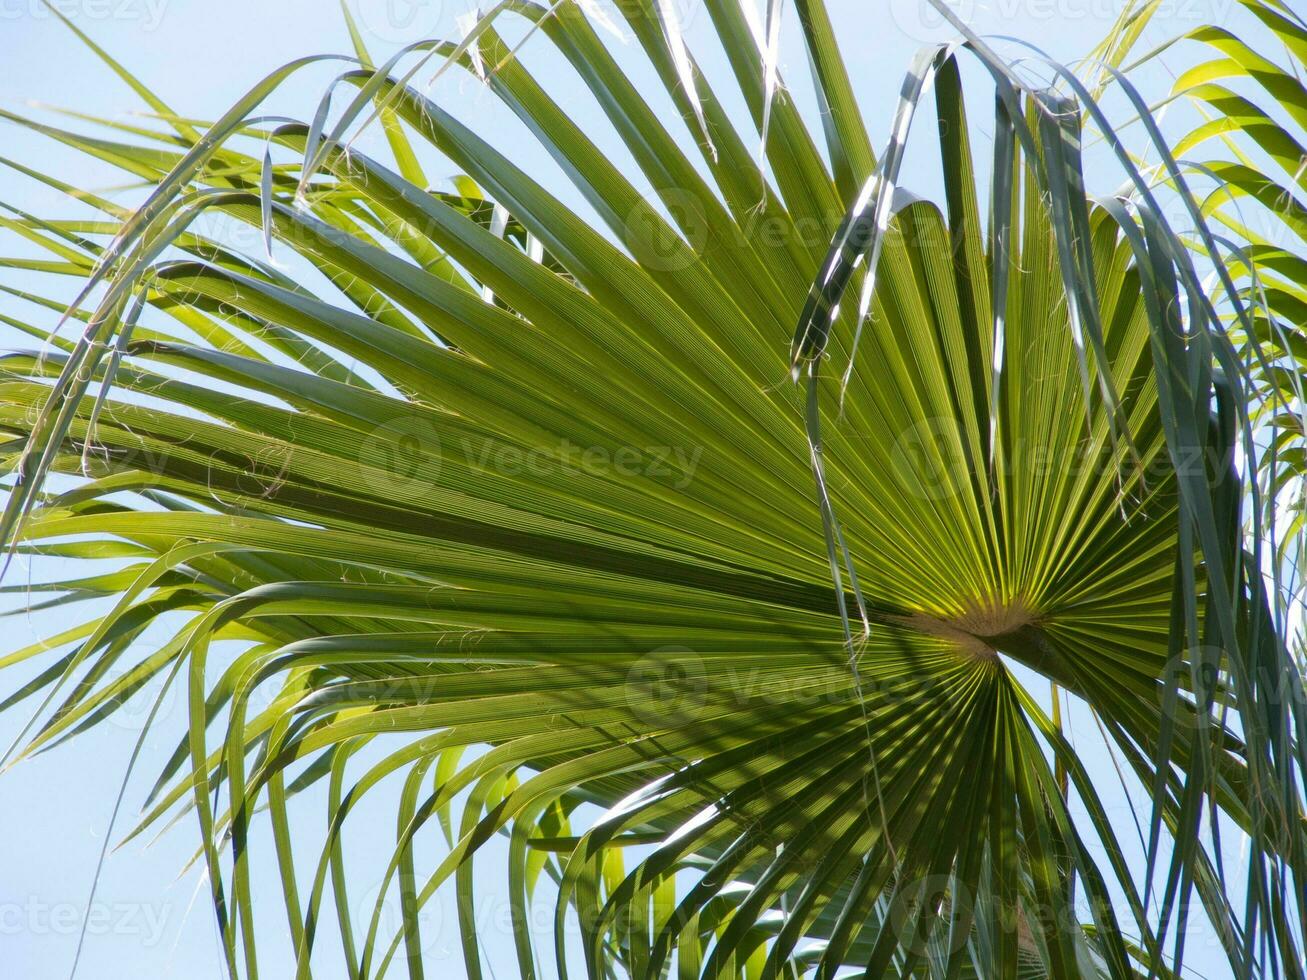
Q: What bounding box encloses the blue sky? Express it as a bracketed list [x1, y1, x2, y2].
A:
[0, 1, 1253, 977]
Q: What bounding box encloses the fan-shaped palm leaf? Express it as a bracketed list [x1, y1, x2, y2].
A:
[0, 1, 1304, 977]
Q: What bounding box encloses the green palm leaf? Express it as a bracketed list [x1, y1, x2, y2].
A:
[1, 1, 1304, 977]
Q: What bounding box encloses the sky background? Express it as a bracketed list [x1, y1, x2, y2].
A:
[0, 0, 1257, 977]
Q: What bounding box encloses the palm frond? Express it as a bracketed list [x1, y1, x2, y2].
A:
[0, 1, 1304, 977]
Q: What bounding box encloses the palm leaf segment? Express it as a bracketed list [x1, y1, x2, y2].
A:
[1127, 0, 1307, 635]
[0, 1, 1303, 977]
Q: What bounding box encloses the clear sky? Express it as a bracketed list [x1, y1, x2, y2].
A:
[0, 1, 1249, 978]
